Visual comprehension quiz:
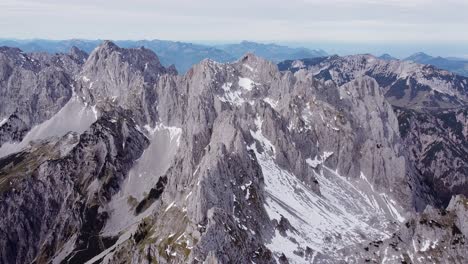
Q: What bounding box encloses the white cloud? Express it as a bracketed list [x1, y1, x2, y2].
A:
[0, 0, 467, 43]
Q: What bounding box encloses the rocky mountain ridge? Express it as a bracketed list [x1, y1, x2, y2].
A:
[404, 52, 468, 77]
[278, 54, 468, 111]
[216, 41, 327, 63]
[0, 42, 466, 263]
[0, 39, 328, 74]
[278, 55, 468, 210]
[0, 46, 87, 147]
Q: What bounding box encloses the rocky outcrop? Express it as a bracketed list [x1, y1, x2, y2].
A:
[0, 46, 88, 146]
[0, 108, 149, 264]
[396, 107, 468, 207]
[342, 195, 468, 263]
[280, 55, 468, 211]
[76, 40, 176, 126]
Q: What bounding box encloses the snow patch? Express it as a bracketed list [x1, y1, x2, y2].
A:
[263, 98, 279, 109]
[91, 105, 99, 120]
[380, 193, 405, 222]
[238, 77, 258, 91]
[241, 181, 253, 200]
[0, 96, 97, 158]
[144, 124, 182, 147]
[165, 202, 175, 212]
[0, 117, 8, 127]
[219, 82, 246, 106]
[102, 122, 182, 236]
[244, 64, 254, 72]
[292, 60, 305, 69]
[366, 56, 377, 63]
[248, 128, 401, 261]
[250, 116, 276, 155]
[306, 151, 333, 169]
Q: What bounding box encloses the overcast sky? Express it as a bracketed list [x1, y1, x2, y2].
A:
[1, 0, 468, 57]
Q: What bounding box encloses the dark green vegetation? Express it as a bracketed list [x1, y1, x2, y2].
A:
[135, 176, 167, 215]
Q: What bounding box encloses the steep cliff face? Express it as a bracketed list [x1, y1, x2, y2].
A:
[0, 46, 87, 146]
[0, 42, 466, 264]
[280, 55, 468, 210]
[396, 107, 468, 207]
[0, 109, 149, 264]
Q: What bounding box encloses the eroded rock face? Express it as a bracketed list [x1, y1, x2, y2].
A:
[396, 107, 468, 208]
[0, 108, 149, 264]
[0, 42, 467, 264]
[0, 46, 87, 146]
[342, 195, 468, 264]
[279, 55, 468, 111]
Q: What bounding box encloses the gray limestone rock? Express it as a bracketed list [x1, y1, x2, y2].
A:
[0, 41, 466, 264]
[0, 46, 88, 147]
[279, 55, 468, 111]
[396, 107, 468, 208]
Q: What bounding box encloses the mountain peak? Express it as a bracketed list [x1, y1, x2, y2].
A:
[379, 53, 397, 61]
[238, 52, 277, 70]
[240, 40, 258, 45]
[405, 52, 433, 61]
[69, 46, 88, 61]
[100, 40, 119, 50]
[413, 51, 430, 56]
[87, 40, 121, 59]
[78, 42, 169, 108]
[87, 40, 163, 68]
[239, 52, 262, 62]
[0, 46, 23, 55]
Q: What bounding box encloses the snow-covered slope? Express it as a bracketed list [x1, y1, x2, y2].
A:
[250, 116, 404, 262]
[0, 95, 97, 158]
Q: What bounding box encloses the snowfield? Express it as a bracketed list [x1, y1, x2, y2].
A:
[249, 115, 405, 262]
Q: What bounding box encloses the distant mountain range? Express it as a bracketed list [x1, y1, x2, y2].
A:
[0, 39, 327, 73]
[0, 39, 235, 73]
[216, 40, 327, 62]
[378, 53, 398, 61]
[404, 52, 468, 77]
[377, 52, 468, 77]
[2, 38, 466, 78]
[279, 54, 468, 111]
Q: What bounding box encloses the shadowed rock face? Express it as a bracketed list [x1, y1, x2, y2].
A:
[0, 42, 467, 264]
[0, 108, 149, 264]
[396, 107, 468, 208]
